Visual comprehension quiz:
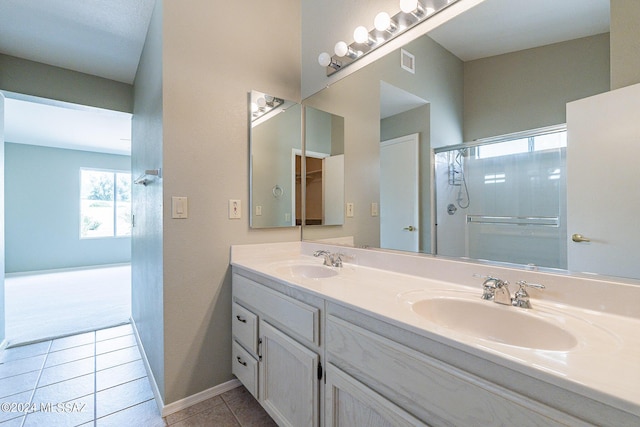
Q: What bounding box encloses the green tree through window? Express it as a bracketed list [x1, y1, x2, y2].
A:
[80, 169, 131, 238]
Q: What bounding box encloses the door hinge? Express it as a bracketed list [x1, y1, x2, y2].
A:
[317, 362, 323, 380]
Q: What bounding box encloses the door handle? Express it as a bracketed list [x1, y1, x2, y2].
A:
[403, 226, 416, 231]
[571, 233, 591, 243]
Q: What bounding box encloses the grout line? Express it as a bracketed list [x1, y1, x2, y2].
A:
[20, 340, 53, 427]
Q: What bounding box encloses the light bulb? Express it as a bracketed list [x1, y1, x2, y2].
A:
[374, 12, 391, 31]
[334, 41, 349, 57]
[400, 0, 418, 13]
[353, 26, 369, 44]
[250, 102, 258, 113]
[318, 52, 331, 67]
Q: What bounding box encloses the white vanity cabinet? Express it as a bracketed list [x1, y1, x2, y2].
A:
[325, 303, 594, 427]
[232, 269, 323, 427]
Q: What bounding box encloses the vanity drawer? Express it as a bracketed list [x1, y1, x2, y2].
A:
[233, 273, 319, 346]
[232, 302, 258, 354]
[232, 340, 258, 399]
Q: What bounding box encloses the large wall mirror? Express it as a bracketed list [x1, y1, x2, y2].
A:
[249, 91, 346, 229]
[302, 0, 640, 281]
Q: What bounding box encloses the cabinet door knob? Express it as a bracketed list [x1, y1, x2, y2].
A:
[236, 315, 247, 323]
[236, 356, 247, 366]
[403, 225, 416, 231]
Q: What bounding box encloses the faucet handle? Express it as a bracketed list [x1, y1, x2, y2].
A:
[512, 281, 545, 308]
[474, 274, 501, 300]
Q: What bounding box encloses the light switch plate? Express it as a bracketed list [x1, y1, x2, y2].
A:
[371, 202, 379, 217]
[255, 205, 262, 216]
[172, 196, 188, 219]
[346, 202, 354, 218]
[229, 199, 242, 219]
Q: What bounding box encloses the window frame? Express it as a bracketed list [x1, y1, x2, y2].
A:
[79, 167, 132, 239]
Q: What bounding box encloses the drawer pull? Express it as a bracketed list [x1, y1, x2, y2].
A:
[236, 315, 247, 323]
[236, 356, 247, 366]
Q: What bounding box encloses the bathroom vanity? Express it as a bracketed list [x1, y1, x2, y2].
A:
[230, 242, 640, 427]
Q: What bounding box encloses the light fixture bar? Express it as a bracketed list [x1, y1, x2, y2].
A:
[320, 0, 461, 76]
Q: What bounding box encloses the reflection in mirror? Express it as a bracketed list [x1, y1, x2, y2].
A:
[301, 0, 640, 280]
[434, 127, 567, 268]
[297, 107, 345, 226]
[249, 90, 301, 228]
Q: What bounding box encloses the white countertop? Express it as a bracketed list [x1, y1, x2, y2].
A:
[230, 241, 640, 417]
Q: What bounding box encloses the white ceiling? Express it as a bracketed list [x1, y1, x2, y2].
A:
[0, 0, 155, 84]
[429, 0, 610, 61]
[0, 0, 154, 155]
[0, 0, 610, 155]
[381, 0, 609, 117]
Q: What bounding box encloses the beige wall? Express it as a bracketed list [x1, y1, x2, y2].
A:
[303, 34, 463, 247]
[0, 54, 133, 112]
[463, 34, 610, 141]
[159, 0, 301, 404]
[610, 0, 640, 89]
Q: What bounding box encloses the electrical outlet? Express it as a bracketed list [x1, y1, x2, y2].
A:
[229, 199, 242, 219]
[346, 202, 354, 218]
[371, 202, 379, 217]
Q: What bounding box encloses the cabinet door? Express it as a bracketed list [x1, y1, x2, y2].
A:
[326, 364, 427, 427]
[259, 320, 319, 427]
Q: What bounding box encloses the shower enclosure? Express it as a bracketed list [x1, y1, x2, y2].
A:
[434, 128, 567, 269]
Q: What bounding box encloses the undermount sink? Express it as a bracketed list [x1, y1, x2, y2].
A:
[275, 264, 339, 279]
[411, 297, 578, 351]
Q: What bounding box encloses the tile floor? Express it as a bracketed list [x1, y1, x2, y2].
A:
[0, 324, 275, 427]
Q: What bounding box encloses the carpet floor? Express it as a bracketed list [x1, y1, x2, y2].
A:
[5, 264, 131, 347]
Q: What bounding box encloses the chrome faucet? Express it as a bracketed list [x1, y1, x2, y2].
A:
[313, 250, 343, 267]
[477, 275, 545, 308]
[512, 281, 546, 309]
[479, 276, 511, 305]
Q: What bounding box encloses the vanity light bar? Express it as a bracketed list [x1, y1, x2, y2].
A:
[318, 0, 460, 76]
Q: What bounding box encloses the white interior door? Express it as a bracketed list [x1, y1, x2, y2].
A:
[380, 134, 419, 252]
[566, 83, 640, 279]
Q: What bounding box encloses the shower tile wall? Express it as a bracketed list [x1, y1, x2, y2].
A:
[435, 147, 567, 269]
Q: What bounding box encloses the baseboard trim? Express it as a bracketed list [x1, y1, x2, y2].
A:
[5, 262, 131, 278]
[161, 379, 241, 417]
[130, 318, 241, 418]
[131, 318, 165, 414]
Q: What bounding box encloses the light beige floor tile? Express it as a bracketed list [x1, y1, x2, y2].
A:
[50, 332, 95, 352]
[38, 357, 95, 388]
[165, 396, 225, 425]
[0, 390, 33, 423]
[96, 324, 133, 342]
[96, 377, 154, 418]
[45, 343, 94, 368]
[168, 403, 240, 427]
[96, 360, 147, 391]
[96, 399, 166, 427]
[0, 354, 46, 379]
[32, 373, 94, 404]
[96, 346, 141, 371]
[0, 415, 25, 426]
[95, 334, 137, 355]
[0, 341, 50, 363]
[0, 370, 39, 399]
[23, 393, 94, 427]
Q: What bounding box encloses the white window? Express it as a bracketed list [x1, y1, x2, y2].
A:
[476, 130, 567, 159]
[80, 169, 131, 238]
